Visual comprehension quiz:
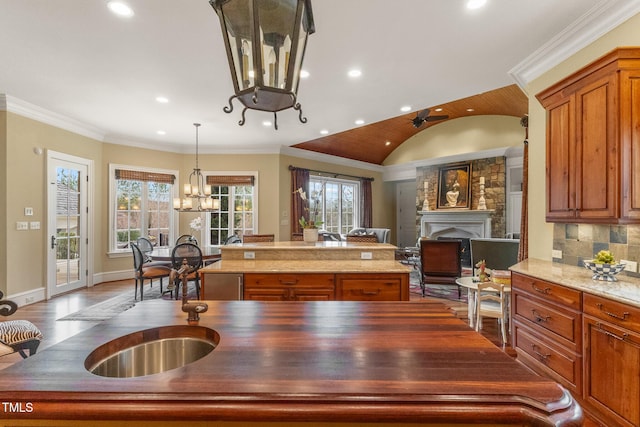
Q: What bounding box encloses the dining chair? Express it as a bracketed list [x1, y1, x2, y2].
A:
[136, 237, 171, 268]
[170, 243, 203, 300]
[176, 234, 198, 246]
[131, 243, 171, 301]
[475, 282, 508, 344]
[242, 234, 275, 243]
[419, 238, 462, 298]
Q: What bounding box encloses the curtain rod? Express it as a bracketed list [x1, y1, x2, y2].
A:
[288, 165, 374, 182]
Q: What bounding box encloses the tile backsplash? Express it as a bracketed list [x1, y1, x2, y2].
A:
[553, 223, 640, 278]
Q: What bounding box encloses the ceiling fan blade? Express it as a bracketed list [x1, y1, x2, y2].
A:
[425, 115, 449, 121]
[416, 109, 430, 120]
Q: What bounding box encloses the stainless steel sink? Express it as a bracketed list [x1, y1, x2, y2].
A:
[85, 325, 219, 378]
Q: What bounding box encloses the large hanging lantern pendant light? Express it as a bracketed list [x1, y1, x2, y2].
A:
[209, 0, 315, 130]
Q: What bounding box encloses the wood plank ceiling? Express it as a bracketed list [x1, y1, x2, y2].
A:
[292, 84, 528, 165]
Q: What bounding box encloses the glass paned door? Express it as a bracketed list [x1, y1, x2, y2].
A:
[48, 153, 90, 297]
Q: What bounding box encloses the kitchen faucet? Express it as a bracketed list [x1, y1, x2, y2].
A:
[171, 258, 208, 325]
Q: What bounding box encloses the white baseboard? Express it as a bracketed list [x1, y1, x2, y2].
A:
[8, 287, 46, 307]
[6, 270, 134, 307]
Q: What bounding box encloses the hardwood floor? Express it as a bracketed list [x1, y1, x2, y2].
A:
[1, 280, 601, 426]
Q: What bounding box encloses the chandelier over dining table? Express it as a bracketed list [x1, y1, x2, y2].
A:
[208, 0, 315, 130]
[173, 123, 220, 212]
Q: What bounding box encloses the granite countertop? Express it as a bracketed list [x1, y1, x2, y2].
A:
[201, 259, 412, 274]
[222, 241, 398, 250]
[511, 258, 640, 308]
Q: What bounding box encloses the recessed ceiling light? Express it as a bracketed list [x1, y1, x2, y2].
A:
[156, 96, 169, 104]
[466, 108, 475, 112]
[107, 1, 134, 17]
[348, 69, 362, 78]
[355, 119, 365, 125]
[400, 106, 411, 112]
[157, 130, 166, 135]
[262, 121, 272, 127]
[300, 70, 310, 79]
[320, 129, 329, 135]
[466, 0, 487, 10]
[385, 141, 391, 146]
[434, 108, 443, 112]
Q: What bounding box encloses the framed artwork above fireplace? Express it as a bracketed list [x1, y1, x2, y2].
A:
[437, 162, 471, 209]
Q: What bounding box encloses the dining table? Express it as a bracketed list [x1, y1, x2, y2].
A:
[149, 246, 222, 264]
[456, 275, 512, 329]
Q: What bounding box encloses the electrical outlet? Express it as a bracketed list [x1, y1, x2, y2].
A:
[244, 251, 255, 259]
[552, 249, 563, 259]
[25, 296, 35, 304]
[360, 252, 373, 260]
[621, 259, 638, 273]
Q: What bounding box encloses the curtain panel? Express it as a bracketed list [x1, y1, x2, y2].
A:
[360, 178, 373, 228]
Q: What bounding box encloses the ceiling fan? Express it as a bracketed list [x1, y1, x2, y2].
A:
[411, 109, 449, 128]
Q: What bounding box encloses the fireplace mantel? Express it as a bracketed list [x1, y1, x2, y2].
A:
[419, 210, 493, 239]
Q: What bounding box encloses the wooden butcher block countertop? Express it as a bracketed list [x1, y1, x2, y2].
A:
[0, 300, 582, 426]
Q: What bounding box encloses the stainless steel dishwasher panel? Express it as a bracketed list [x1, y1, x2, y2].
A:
[205, 273, 243, 300]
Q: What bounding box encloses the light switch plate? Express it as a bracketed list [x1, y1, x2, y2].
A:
[16, 221, 28, 231]
[24, 207, 34, 216]
[30, 221, 40, 230]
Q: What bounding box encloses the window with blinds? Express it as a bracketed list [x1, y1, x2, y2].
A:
[110, 165, 177, 252]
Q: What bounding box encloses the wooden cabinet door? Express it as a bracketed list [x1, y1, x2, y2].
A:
[574, 72, 619, 221]
[620, 69, 640, 221]
[584, 315, 640, 427]
[545, 93, 576, 221]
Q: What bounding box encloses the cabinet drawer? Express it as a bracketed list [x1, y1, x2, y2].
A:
[584, 293, 640, 334]
[512, 273, 581, 310]
[339, 279, 402, 301]
[244, 273, 334, 289]
[513, 290, 581, 350]
[513, 322, 581, 394]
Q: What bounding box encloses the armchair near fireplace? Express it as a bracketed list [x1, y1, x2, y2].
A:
[419, 238, 462, 298]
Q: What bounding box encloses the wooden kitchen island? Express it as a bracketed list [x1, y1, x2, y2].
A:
[201, 241, 412, 301]
[0, 300, 582, 426]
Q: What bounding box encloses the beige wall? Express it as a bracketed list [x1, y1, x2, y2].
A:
[0, 112, 7, 294]
[526, 13, 640, 261]
[1, 114, 386, 300]
[383, 115, 523, 166]
[4, 112, 103, 296]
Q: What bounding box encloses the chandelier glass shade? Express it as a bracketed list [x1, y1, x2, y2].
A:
[209, 0, 315, 129]
[173, 123, 220, 212]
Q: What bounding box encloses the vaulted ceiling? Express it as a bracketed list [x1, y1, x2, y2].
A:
[1, 0, 636, 164]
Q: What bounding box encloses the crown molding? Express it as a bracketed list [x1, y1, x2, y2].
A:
[509, 0, 640, 88]
[0, 93, 107, 141]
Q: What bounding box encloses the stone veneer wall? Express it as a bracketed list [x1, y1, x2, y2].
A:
[416, 156, 507, 238]
[553, 223, 640, 278]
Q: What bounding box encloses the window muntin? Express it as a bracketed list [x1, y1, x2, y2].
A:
[208, 184, 256, 245]
[309, 177, 358, 235]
